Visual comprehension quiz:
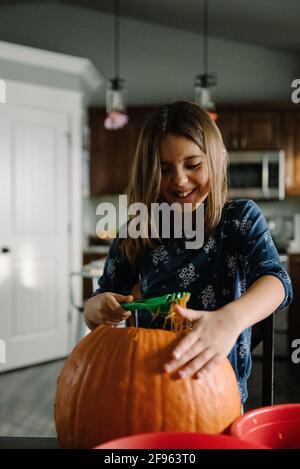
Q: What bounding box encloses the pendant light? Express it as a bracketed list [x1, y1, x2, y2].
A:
[104, 0, 129, 130]
[194, 0, 218, 121]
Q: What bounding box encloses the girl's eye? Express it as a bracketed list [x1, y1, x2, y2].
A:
[161, 162, 202, 173]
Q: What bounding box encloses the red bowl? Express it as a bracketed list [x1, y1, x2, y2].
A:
[94, 432, 265, 449]
[230, 403, 300, 449]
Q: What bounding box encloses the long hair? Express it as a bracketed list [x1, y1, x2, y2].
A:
[122, 101, 228, 268]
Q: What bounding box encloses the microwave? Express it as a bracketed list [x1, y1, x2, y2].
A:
[228, 150, 285, 200]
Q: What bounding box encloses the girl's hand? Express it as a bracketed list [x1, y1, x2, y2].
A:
[164, 305, 241, 379]
[84, 292, 133, 329]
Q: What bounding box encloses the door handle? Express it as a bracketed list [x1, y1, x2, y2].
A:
[1, 247, 10, 253]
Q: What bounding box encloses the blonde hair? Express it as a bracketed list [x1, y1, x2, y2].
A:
[123, 101, 228, 267]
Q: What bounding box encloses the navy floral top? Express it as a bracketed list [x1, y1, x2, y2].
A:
[94, 199, 293, 403]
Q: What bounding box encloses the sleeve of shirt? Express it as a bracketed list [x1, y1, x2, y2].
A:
[233, 199, 293, 309]
[92, 237, 139, 297]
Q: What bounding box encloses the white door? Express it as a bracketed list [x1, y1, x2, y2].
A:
[0, 103, 70, 371]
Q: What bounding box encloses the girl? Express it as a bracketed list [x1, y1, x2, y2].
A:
[84, 101, 293, 403]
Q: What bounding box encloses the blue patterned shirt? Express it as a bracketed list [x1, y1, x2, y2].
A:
[94, 199, 293, 402]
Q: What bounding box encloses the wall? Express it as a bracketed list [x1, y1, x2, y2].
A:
[0, 2, 298, 106]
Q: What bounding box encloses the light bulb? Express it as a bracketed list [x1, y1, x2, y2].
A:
[105, 78, 129, 130]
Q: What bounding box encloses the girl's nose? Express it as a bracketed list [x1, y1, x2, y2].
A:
[173, 169, 188, 186]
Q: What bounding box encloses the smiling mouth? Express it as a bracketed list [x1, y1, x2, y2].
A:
[172, 188, 197, 199]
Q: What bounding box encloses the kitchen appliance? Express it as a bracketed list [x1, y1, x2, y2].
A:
[228, 150, 285, 200]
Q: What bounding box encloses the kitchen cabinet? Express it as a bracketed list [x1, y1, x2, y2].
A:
[217, 106, 300, 196]
[239, 112, 282, 149]
[284, 112, 300, 195]
[217, 111, 283, 150]
[89, 107, 155, 195]
[89, 104, 300, 196]
[215, 112, 239, 149]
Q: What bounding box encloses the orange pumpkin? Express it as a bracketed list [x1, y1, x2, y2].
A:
[55, 325, 241, 448]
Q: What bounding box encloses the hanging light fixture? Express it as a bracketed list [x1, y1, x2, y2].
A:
[194, 0, 218, 121]
[104, 0, 129, 130]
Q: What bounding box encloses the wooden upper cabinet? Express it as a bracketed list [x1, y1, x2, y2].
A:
[89, 107, 154, 195]
[239, 112, 282, 149]
[217, 110, 282, 150]
[215, 112, 239, 149]
[284, 111, 300, 195]
[89, 104, 300, 196]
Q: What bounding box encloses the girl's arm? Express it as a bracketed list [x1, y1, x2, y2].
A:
[164, 274, 285, 379]
[84, 237, 139, 330]
[84, 292, 133, 329]
[221, 274, 285, 331]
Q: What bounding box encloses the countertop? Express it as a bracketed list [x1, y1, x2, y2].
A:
[84, 245, 110, 255]
[82, 259, 106, 277]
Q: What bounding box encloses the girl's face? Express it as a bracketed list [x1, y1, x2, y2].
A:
[160, 133, 210, 208]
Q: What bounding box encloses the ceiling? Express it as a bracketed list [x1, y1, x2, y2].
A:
[0, 0, 300, 53]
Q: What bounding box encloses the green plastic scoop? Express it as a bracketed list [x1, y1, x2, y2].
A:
[121, 292, 191, 317]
